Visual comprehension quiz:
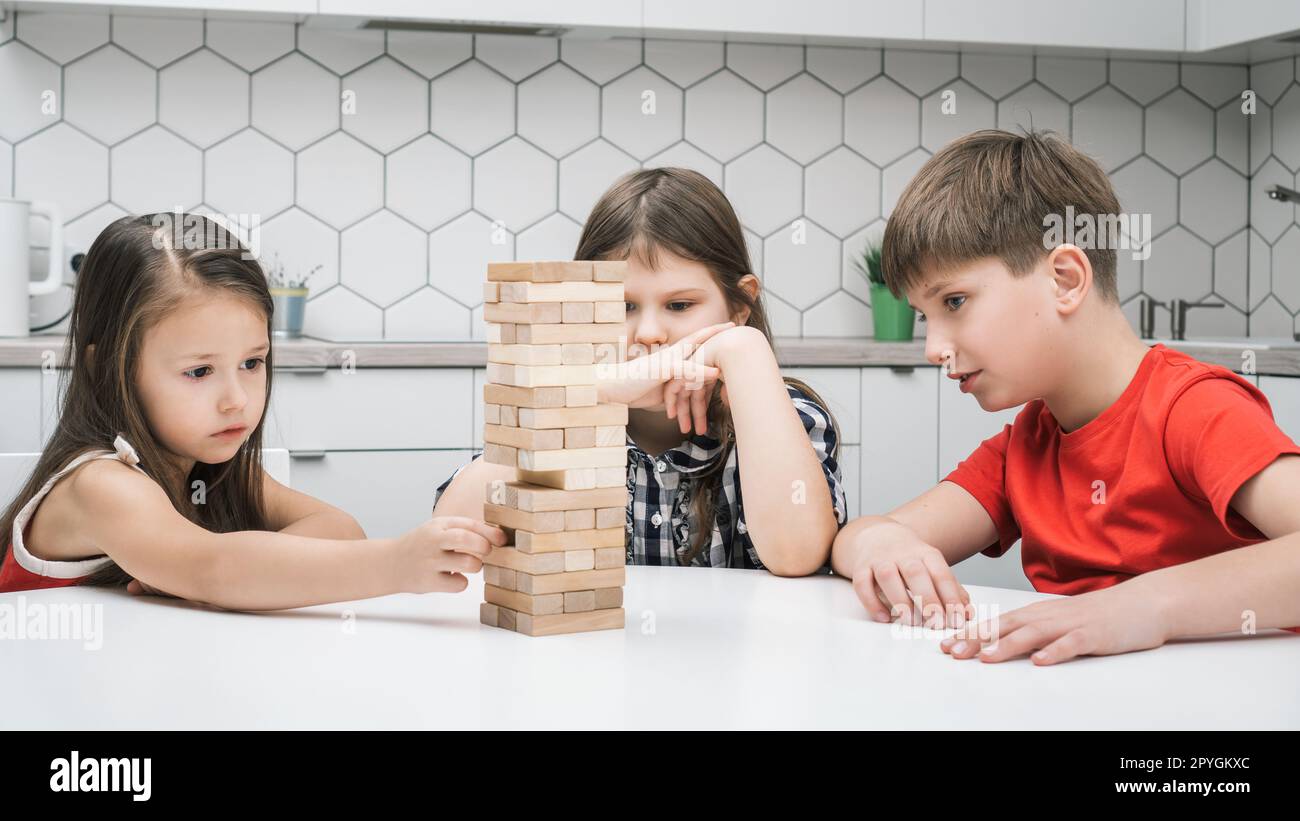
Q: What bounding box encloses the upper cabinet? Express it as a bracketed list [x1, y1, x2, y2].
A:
[642, 0, 923, 41]
[317, 0, 642, 29]
[924, 0, 1187, 52]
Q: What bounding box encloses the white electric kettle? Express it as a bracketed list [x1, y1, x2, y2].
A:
[0, 198, 63, 338]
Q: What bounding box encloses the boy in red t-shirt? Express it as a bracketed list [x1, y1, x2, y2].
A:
[832, 129, 1300, 664]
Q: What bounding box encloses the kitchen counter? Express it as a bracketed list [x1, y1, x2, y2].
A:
[2, 566, 1296, 729]
[3, 334, 1300, 375]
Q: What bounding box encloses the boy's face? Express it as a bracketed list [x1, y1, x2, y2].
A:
[135, 293, 269, 468]
[907, 256, 1058, 412]
[622, 249, 754, 359]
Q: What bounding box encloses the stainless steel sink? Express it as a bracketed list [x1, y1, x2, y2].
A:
[1144, 337, 1300, 350]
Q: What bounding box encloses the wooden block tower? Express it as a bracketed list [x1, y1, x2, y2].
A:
[478, 260, 628, 637]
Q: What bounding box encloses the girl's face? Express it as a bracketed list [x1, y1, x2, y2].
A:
[623, 249, 756, 358]
[135, 293, 269, 468]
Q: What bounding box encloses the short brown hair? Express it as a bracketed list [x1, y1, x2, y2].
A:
[881, 129, 1122, 302]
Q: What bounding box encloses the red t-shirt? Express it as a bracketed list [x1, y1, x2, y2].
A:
[945, 344, 1300, 632]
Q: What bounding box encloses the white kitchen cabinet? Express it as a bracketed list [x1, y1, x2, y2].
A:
[926, 0, 1186, 51]
[16, 0, 317, 13]
[265, 368, 473, 451]
[643, 0, 923, 40]
[1186, 0, 1300, 52]
[1259, 376, 1300, 443]
[782, 367, 860, 446]
[859, 366, 938, 517]
[289, 449, 475, 538]
[938, 378, 1023, 479]
[318, 0, 641, 27]
[838, 444, 859, 521]
[0, 370, 43, 453]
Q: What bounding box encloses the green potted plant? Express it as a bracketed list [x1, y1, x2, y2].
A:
[264, 253, 322, 339]
[853, 239, 915, 341]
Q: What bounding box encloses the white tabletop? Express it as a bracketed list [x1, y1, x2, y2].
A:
[2, 566, 1297, 730]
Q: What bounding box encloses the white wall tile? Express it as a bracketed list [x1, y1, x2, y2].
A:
[112, 15, 201, 68]
[341, 210, 426, 307]
[474, 33, 556, 81]
[430, 60, 514, 156]
[385, 286, 472, 340]
[885, 49, 958, 96]
[643, 39, 721, 87]
[204, 129, 294, 220]
[727, 43, 802, 91]
[159, 50, 248, 148]
[767, 74, 842, 163]
[0, 42, 61, 143]
[1109, 59, 1178, 105]
[386, 134, 471, 231]
[997, 82, 1069, 135]
[64, 46, 155, 145]
[960, 52, 1032, 100]
[1146, 89, 1214, 174]
[342, 57, 428, 154]
[473, 137, 556, 231]
[685, 70, 763, 163]
[428, 212, 514, 307]
[845, 77, 919, 166]
[1035, 56, 1105, 102]
[561, 38, 640, 84]
[763, 220, 839, 310]
[725, 144, 801, 235]
[1072, 86, 1142, 172]
[17, 11, 107, 63]
[515, 212, 582, 261]
[517, 64, 599, 157]
[805, 147, 879, 238]
[601, 66, 682, 160]
[297, 26, 383, 74]
[1180, 159, 1247, 244]
[387, 30, 471, 79]
[807, 46, 880, 94]
[252, 53, 339, 151]
[259, 207, 340, 294]
[921, 79, 994, 152]
[111, 126, 202, 213]
[296, 132, 383, 229]
[14, 123, 107, 219]
[559, 139, 638, 221]
[205, 20, 294, 72]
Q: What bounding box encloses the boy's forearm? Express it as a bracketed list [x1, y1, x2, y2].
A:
[831, 515, 893, 576]
[200, 532, 398, 611]
[1140, 532, 1300, 638]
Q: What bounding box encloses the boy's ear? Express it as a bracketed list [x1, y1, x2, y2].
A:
[1048, 244, 1091, 316]
[732, 274, 760, 325]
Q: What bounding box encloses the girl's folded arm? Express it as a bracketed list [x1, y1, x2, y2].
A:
[73, 460, 397, 611]
[261, 469, 366, 539]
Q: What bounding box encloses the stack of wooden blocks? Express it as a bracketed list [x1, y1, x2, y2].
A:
[478, 260, 629, 637]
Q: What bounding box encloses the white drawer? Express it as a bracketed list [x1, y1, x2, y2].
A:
[265, 368, 473, 451]
[0, 369, 42, 452]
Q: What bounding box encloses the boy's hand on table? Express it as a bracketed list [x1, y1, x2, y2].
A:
[940, 581, 1172, 665]
[849, 520, 973, 629]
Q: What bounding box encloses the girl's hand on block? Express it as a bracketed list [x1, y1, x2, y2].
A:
[849, 520, 972, 629]
[596, 322, 732, 411]
[939, 582, 1171, 665]
[392, 517, 507, 594]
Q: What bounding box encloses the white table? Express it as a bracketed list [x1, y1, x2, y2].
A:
[2, 566, 1297, 730]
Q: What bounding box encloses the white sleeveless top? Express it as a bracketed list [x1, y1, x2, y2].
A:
[10, 435, 148, 579]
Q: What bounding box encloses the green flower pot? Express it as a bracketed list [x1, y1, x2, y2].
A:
[870, 283, 916, 341]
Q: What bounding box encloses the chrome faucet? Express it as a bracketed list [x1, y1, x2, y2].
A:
[1170, 298, 1223, 340]
[1138, 297, 1165, 339]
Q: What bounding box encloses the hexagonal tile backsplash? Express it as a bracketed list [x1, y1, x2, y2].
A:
[3, 10, 1297, 341]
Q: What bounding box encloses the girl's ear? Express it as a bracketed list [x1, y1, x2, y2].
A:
[732, 274, 760, 325]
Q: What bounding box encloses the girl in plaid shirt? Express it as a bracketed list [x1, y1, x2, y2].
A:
[436, 168, 847, 575]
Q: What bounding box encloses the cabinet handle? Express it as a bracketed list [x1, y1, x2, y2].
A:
[888, 366, 915, 374]
[288, 450, 327, 460]
[276, 366, 328, 375]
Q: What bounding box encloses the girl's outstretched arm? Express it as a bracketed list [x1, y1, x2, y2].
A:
[69, 459, 501, 611]
[708, 326, 840, 576]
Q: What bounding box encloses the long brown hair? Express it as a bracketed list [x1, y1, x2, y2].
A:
[575, 167, 841, 566]
[0, 213, 274, 586]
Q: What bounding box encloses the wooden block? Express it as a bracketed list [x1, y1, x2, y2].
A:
[562, 302, 594, 323]
[595, 425, 625, 446]
[484, 281, 501, 303]
[516, 566, 625, 595]
[593, 260, 627, 282]
[516, 323, 625, 344]
[516, 526, 625, 553]
[498, 282, 624, 303]
[488, 261, 594, 282]
[498, 605, 517, 631]
[593, 587, 623, 609]
[564, 548, 595, 571]
[564, 426, 596, 449]
[566, 385, 597, 406]
[482, 564, 517, 591]
[564, 508, 596, 531]
[494, 482, 627, 513]
[484, 423, 563, 451]
[594, 301, 625, 323]
[595, 467, 626, 487]
[486, 362, 597, 388]
[486, 323, 516, 344]
[483, 442, 517, 468]
[594, 546, 625, 568]
[518, 446, 626, 471]
[482, 545, 566, 575]
[484, 503, 565, 533]
[484, 584, 564, 616]
[484, 383, 568, 408]
[595, 507, 623, 529]
[484, 403, 501, 425]
[564, 590, 596, 613]
[560, 343, 595, 365]
[518, 403, 628, 429]
[517, 467, 596, 490]
[515, 607, 624, 636]
[484, 302, 563, 325]
[480, 601, 502, 628]
[488, 343, 562, 365]
[500, 404, 518, 426]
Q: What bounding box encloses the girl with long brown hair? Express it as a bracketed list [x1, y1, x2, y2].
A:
[0, 214, 504, 607]
[435, 168, 847, 575]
